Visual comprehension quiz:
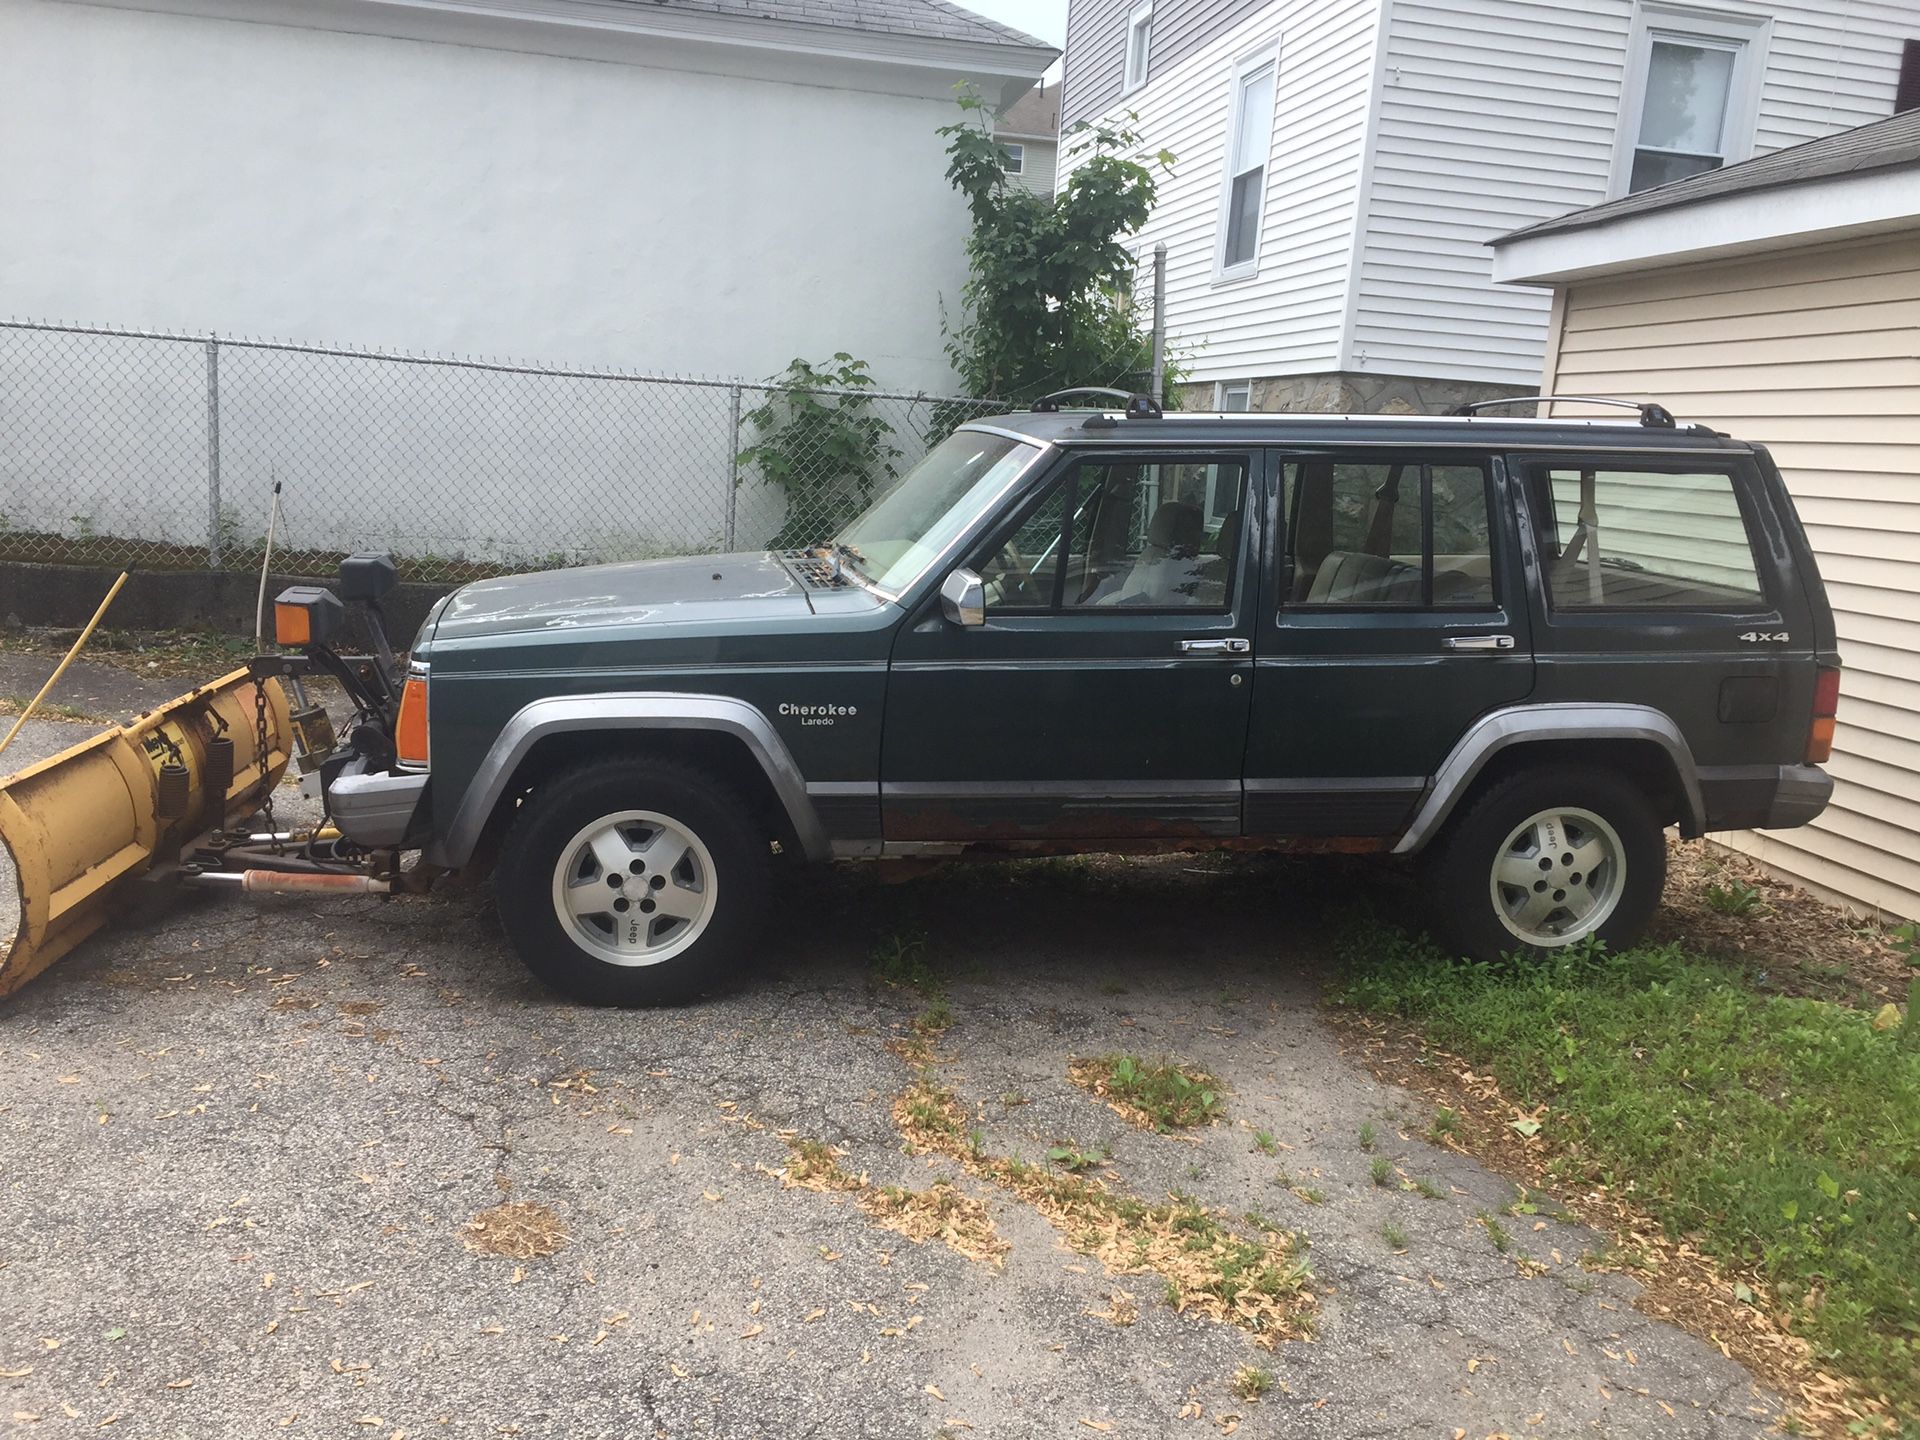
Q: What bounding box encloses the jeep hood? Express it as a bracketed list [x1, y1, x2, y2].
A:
[431, 552, 813, 642]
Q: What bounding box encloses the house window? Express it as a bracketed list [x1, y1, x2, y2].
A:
[1124, 3, 1153, 93]
[1616, 4, 1767, 195]
[1001, 142, 1025, 175]
[1215, 381, 1252, 412]
[1216, 49, 1278, 279]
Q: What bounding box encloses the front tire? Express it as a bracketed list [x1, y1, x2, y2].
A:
[1425, 765, 1666, 962]
[494, 757, 770, 1005]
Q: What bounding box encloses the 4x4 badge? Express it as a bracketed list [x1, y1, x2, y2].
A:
[1737, 631, 1790, 643]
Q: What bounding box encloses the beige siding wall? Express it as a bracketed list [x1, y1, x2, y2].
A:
[1545, 232, 1920, 920]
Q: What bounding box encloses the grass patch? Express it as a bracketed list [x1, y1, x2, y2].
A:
[1069, 1054, 1226, 1132]
[1230, 1365, 1273, 1402]
[870, 930, 936, 993]
[893, 1075, 1311, 1347]
[1357, 1121, 1377, 1151]
[1368, 1157, 1393, 1187]
[1331, 924, 1920, 1426]
[1250, 1129, 1277, 1156]
[1381, 1221, 1408, 1252]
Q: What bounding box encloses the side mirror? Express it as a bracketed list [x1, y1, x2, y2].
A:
[939, 567, 985, 628]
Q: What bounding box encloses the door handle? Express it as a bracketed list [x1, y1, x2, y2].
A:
[1443, 634, 1516, 652]
[1180, 638, 1251, 655]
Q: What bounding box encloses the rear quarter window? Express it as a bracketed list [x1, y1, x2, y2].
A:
[1525, 463, 1766, 612]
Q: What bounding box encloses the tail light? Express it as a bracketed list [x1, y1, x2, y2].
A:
[1806, 666, 1840, 765]
[395, 666, 430, 769]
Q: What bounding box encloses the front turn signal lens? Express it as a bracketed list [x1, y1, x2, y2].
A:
[395, 674, 430, 768]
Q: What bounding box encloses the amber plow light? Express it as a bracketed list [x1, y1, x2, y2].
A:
[395, 671, 430, 768]
[1806, 667, 1841, 765]
[272, 585, 344, 649]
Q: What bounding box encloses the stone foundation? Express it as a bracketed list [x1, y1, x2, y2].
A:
[1179, 372, 1536, 416]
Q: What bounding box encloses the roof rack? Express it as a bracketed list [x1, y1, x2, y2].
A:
[1451, 395, 1677, 428]
[1030, 386, 1162, 420]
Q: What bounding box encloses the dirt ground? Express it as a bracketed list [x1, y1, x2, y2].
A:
[0, 655, 1807, 1439]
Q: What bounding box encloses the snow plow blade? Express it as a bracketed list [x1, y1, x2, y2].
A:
[0, 668, 292, 999]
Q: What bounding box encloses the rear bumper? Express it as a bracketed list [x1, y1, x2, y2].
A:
[328, 759, 428, 848]
[1697, 763, 1833, 833]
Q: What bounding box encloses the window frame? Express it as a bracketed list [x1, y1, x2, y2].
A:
[1609, 2, 1769, 199]
[1000, 141, 1025, 175]
[1214, 380, 1253, 412]
[1123, 1, 1153, 94]
[1516, 455, 1775, 616]
[1213, 42, 1280, 283]
[972, 452, 1254, 617]
[1279, 451, 1503, 615]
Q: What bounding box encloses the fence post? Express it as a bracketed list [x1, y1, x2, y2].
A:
[205, 337, 222, 569]
[724, 384, 742, 553]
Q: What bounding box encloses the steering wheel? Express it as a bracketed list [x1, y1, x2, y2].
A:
[992, 541, 1046, 608]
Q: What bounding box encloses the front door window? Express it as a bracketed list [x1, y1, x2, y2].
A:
[980, 456, 1249, 612]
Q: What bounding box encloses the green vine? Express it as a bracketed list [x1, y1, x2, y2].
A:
[735, 354, 902, 549]
[938, 86, 1182, 411]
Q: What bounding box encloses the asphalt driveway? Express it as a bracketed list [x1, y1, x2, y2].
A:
[0, 660, 1782, 1438]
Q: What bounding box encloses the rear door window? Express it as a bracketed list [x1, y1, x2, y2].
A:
[1286, 457, 1497, 608]
[1522, 464, 1765, 611]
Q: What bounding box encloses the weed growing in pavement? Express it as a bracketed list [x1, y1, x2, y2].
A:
[1330, 919, 1920, 1425]
[870, 930, 936, 993]
[1289, 1185, 1326, 1206]
[1477, 1211, 1513, 1253]
[1251, 1129, 1277, 1155]
[1427, 1106, 1461, 1141]
[1069, 1054, 1226, 1132]
[1048, 1141, 1102, 1174]
[1381, 1221, 1409, 1252]
[1407, 1177, 1446, 1201]
[1231, 1366, 1273, 1402]
[1369, 1157, 1393, 1187]
[1357, 1121, 1377, 1151]
[893, 1073, 1312, 1346]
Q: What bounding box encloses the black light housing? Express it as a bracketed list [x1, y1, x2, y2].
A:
[338, 552, 398, 602]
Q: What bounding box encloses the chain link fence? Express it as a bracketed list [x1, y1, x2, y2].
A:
[0, 320, 1006, 587]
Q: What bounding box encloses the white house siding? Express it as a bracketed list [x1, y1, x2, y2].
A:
[1004, 138, 1060, 196]
[1062, 0, 1380, 386]
[0, 0, 1001, 392]
[1348, 0, 1911, 389]
[1545, 232, 1920, 920]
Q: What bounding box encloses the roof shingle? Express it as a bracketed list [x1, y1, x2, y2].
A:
[620, 0, 1052, 49]
[1496, 107, 1920, 246]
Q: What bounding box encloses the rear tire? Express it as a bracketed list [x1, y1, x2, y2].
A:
[494, 757, 770, 1005]
[1425, 765, 1665, 962]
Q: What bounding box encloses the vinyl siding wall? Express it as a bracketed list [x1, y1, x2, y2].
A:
[1351, 0, 1911, 388]
[1000, 137, 1059, 196]
[1062, 0, 1380, 384]
[1543, 231, 1920, 920]
[1063, 0, 1275, 128]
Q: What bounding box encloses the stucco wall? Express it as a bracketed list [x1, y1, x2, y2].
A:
[0, 0, 975, 392]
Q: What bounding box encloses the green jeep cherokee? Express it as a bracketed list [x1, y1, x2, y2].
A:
[322, 392, 1839, 1004]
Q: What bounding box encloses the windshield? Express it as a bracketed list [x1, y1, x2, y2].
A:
[832, 430, 1042, 593]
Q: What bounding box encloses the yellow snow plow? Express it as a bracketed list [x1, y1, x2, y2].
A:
[0, 667, 294, 997]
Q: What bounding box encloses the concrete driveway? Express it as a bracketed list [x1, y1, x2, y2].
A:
[0, 662, 1781, 1439]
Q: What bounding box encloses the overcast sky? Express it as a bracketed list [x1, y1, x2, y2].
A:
[958, 0, 1067, 51]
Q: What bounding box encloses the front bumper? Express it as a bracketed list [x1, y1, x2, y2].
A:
[328, 758, 428, 848]
[1696, 763, 1833, 833]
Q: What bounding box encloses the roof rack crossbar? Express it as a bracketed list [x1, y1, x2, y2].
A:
[1030, 386, 1163, 420]
[1451, 394, 1677, 428]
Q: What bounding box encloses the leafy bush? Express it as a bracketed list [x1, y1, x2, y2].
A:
[938, 89, 1181, 411]
[1330, 925, 1920, 1423]
[735, 354, 900, 549]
